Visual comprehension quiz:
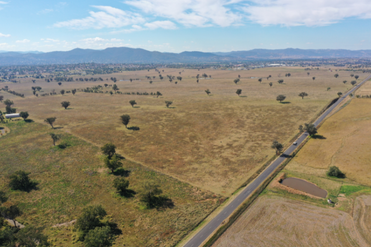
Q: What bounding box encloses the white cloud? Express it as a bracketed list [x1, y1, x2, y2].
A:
[0, 1, 8, 4]
[38, 8, 54, 14]
[124, 0, 242, 27]
[243, 0, 371, 26]
[54, 5, 145, 29]
[16, 39, 30, 43]
[0, 33, 10, 37]
[41, 38, 60, 43]
[144, 20, 177, 30]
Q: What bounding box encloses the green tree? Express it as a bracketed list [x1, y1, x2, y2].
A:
[343, 80, 347, 84]
[351, 80, 357, 86]
[44, 117, 56, 129]
[278, 79, 284, 84]
[156, 91, 162, 98]
[304, 123, 317, 136]
[60, 90, 65, 95]
[334, 73, 339, 78]
[0, 95, 3, 102]
[74, 205, 107, 240]
[299, 92, 308, 99]
[113, 177, 130, 196]
[233, 78, 240, 84]
[258, 78, 262, 83]
[50, 133, 61, 146]
[355, 75, 359, 80]
[15, 226, 50, 247]
[61, 101, 70, 109]
[312, 77, 315, 80]
[101, 143, 116, 159]
[120, 114, 130, 128]
[104, 154, 122, 173]
[269, 82, 273, 87]
[271, 140, 283, 155]
[112, 84, 119, 92]
[236, 89, 242, 96]
[84, 226, 113, 247]
[129, 100, 137, 107]
[0, 205, 22, 228]
[327, 166, 345, 178]
[9, 171, 36, 192]
[3, 99, 13, 107]
[72, 89, 77, 95]
[350, 74, 354, 77]
[140, 183, 164, 209]
[327, 87, 331, 91]
[19, 111, 29, 121]
[276, 95, 286, 102]
[205, 89, 211, 96]
[337, 92, 343, 97]
[165, 101, 173, 108]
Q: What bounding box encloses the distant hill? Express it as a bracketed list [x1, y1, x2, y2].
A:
[0, 47, 370, 65]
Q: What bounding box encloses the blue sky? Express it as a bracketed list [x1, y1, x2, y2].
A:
[0, 0, 371, 52]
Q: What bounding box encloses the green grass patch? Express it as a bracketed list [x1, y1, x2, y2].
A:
[339, 185, 367, 196]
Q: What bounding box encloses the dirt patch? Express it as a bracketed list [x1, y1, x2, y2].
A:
[353, 195, 371, 245]
[0, 126, 10, 137]
[52, 220, 76, 228]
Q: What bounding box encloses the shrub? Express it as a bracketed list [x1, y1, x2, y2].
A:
[327, 166, 345, 178]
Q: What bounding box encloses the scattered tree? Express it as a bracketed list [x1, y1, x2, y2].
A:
[72, 89, 77, 95]
[3, 99, 14, 107]
[269, 82, 273, 87]
[104, 154, 122, 173]
[236, 89, 242, 96]
[327, 166, 345, 178]
[299, 92, 308, 99]
[58, 82, 62, 86]
[337, 92, 343, 97]
[258, 78, 262, 83]
[350, 74, 354, 77]
[0, 95, 3, 102]
[355, 75, 359, 80]
[74, 205, 107, 240]
[234, 78, 240, 84]
[120, 114, 130, 128]
[327, 87, 331, 91]
[129, 100, 137, 108]
[276, 95, 286, 102]
[278, 79, 284, 84]
[112, 84, 119, 92]
[351, 80, 357, 86]
[304, 123, 317, 136]
[44, 117, 56, 129]
[101, 143, 116, 159]
[156, 91, 162, 98]
[271, 140, 283, 155]
[50, 133, 61, 146]
[334, 74, 339, 78]
[14, 226, 50, 247]
[0, 205, 22, 228]
[61, 101, 70, 109]
[83, 226, 113, 247]
[298, 125, 303, 132]
[205, 89, 211, 96]
[165, 101, 173, 108]
[343, 80, 347, 84]
[312, 77, 315, 80]
[113, 177, 130, 196]
[60, 90, 65, 95]
[19, 111, 29, 121]
[140, 183, 167, 209]
[9, 170, 36, 192]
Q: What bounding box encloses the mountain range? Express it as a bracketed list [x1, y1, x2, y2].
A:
[0, 47, 371, 66]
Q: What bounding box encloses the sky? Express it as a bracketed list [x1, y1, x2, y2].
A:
[0, 0, 371, 53]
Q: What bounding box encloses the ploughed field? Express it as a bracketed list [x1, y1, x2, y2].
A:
[0, 67, 364, 195]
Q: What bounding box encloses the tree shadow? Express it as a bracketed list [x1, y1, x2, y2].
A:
[105, 222, 122, 236]
[113, 168, 130, 177]
[279, 101, 291, 104]
[156, 196, 175, 210]
[24, 119, 34, 123]
[167, 106, 176, 109]
[119, 189, 136, 198]
[127, 126, 140, 131]
[53, 127, 63, 129]
[133, 106, 140, 108]
[239, 96, 247, 98]
[57, 142, 71, 149]
[280, 153, 291, 158]
[311, 134, 326, 139]
[66, 108, 74, 110]
[115, 154, 125, 160]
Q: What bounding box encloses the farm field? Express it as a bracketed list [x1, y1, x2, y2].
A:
[212, 196, 371, 247]
[0, 121, 221, 246]
[0, 67, 365, 195]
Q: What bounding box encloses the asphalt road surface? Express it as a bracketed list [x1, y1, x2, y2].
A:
[183, 74, 371, 247]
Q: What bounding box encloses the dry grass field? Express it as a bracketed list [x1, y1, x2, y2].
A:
[287, 98, 371, 186]
[0, 121, 221, 246]
[0, 67, 365, 195]
[212, 196, 371, 247]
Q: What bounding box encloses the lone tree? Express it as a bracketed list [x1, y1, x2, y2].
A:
[355, 75, 359, 80]
[334, 74, 339, 78]
[58, 82, 62, 86]
[299, 92, 308, 99]
[9, 170, 36, 192]
[236, 89, 242, 96]
[74, 205, 107, 240]
[327, 166, 345, 178]
[271, 140, 283, 155]
[234, 78, 240, 84]
[60, 90, 65, 95]
[165, 101, 173, 108]
[269, 82, 273, 87]
[19, 112, 29, 121]
[278, 79, 284, 84]
[258, 78, 262, 83]
[327, 87, 331, 91]
[113, 177, 130, 195]
[156, 91, 162, 98]
[44, 117, 56, 129]
[312, 77, 315, 80]
[0, 95, 3, 102]
[104, 154, 122, 173]
[50, 133, 61, 146]
[61, 101, 70, 109]
[3, 99, 14, 107]
[205, 89, 211, 96]
[276, 95, 286, 102]
[0, 205, 22, 228]
[343, 80, 347, 84]
[72, 89, 77, 95]
[120, 114, 130, 128]
[101, 143, 116, 159]
[351, 80, 357, 86]
[304, 123, 317, 136]
[337, 92, 343, 97]
[129, 100, 137, 107]
[112, 84, 119, 92]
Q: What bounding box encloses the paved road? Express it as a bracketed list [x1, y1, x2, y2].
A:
[183, 74, 371, 247]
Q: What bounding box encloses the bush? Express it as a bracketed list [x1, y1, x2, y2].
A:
[75, 205, 107, 240]
[84, 226, 113, 247]
[327, 166, 345, 178]
[9, 170, 37, 192]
